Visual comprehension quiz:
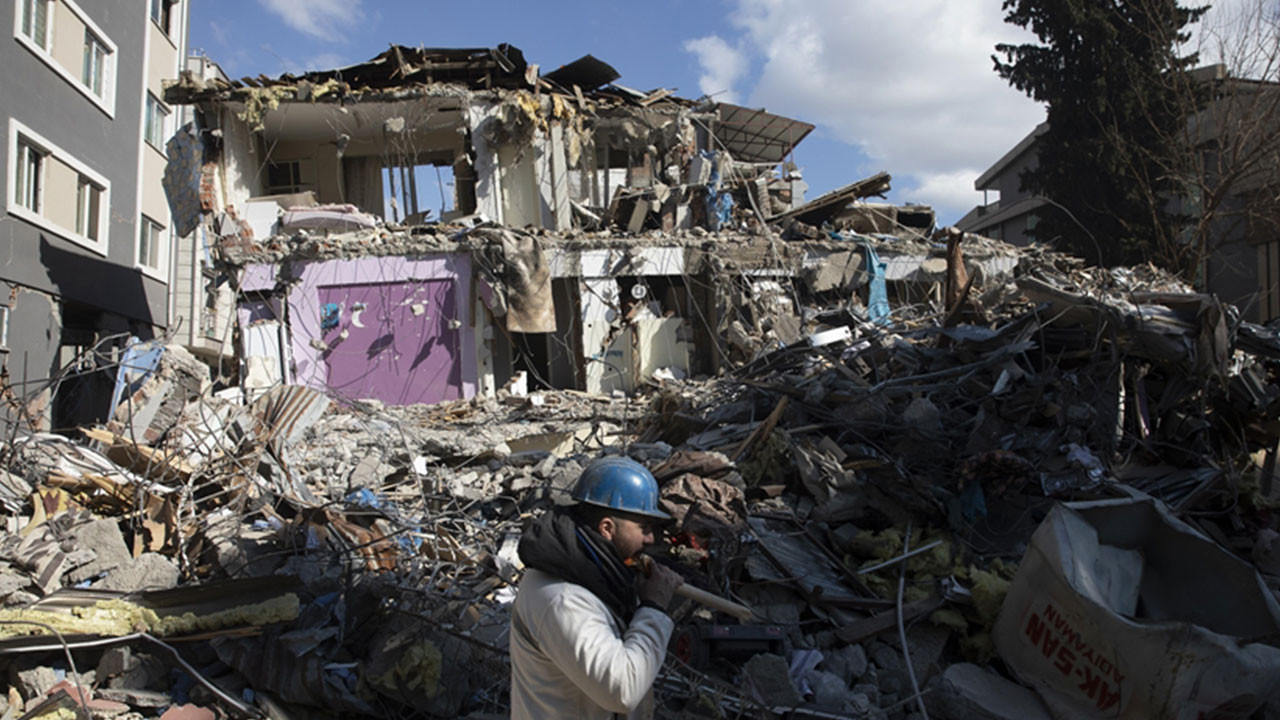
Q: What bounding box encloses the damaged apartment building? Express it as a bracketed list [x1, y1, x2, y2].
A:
[1, 0, 191, 431]
[162, 44, 985, 407]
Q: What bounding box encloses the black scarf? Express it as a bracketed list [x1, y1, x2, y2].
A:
[518, 508, 638, 622]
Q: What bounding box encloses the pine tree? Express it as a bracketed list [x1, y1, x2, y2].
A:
[994, 0, 1207, 268]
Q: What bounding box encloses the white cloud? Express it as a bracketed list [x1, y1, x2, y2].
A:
[686, 0, 1046, 220]
[259, 0, 364, 42]
[306, 53, 349, 72]
[903, 169, 988, 220]
[684, 35, 747, 104]
[208, 19, 229, 47]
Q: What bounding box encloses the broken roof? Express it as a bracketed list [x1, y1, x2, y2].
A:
[194, 44, 534, 96]
[163, 44, 813, 140]
[711, 102, 815, 164]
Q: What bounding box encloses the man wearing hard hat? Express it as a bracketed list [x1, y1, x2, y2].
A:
[510, 456, 684, 719]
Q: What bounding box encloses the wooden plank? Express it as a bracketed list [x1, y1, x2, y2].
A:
[835, 595, 942, 644]
[733, 396, 789, 462]
[637, 88, 674, 107]
[80, 427, 194, 481]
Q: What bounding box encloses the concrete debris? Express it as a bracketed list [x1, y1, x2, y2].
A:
[15, 664, 60, 700]
[927, 663, 1052, 720]
[820, 642, 869, 686]
[64, 518, 133, 584]
[742, 653, 801, 708]
[92, 552, 180, 593]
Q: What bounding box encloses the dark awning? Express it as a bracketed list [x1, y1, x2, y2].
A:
[713, 103, 815, 163]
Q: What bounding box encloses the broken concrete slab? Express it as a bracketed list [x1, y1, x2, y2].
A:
[820, 643, 868, 685]
[96, 688, 172, 708]
[96, 647, 138, 679]
[93, 553, 180, 592]
[0, 570, 29, 598]
[806, 669, 859, 712]
[742, 653, 801, 708]
[160, 704, 217, 720]
[15, 665, 59, 700]
[65, 519, 132, 583]
[926, 663, 1052, 720]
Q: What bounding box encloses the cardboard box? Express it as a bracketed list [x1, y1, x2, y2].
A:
[995, 498, 1280, 719]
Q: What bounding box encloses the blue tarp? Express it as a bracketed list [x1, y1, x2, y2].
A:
[702, 151, 734, 230]
[864, 241, 891, 326]
[831, 232, 892, 325]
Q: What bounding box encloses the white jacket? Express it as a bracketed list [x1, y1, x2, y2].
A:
[510, 568, 674, 719]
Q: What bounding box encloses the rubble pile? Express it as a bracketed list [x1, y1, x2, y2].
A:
[0, 232, 1278, 720]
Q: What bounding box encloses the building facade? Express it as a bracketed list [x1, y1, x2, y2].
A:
[955, 122, 1047, 247]
[959, 111, 1280, 324]
[1, 0, 188, 429]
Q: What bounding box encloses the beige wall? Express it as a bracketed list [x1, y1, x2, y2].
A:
[43, 155, 80, 232]
[146, 23, 177, 97]
[49, 1, 85, 77]
[140, 18, 181, 276]
[141, 147, 168, 221]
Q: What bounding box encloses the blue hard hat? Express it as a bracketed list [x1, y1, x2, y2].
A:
[572, 457, 671, 521]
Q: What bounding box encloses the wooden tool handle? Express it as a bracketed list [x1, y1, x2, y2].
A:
[675, 583, 755, 622]
[636, 556, 755, 621]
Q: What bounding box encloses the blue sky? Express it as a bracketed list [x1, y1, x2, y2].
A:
[188, 1, 1056, 223]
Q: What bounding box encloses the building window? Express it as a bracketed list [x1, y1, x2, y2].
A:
[19, 0, 48, 49]
[76, 176, 102, 241]
[138, 216, 164, 269]
[0, 306, 9, 351]
[144, 93, 169, 149]
[15, 0, 118, 116]
[82, 30, 108, 97]
[9, 119, 110, 254]
[150, 0, 174, 36]
[265, 161, 304, 195]
[15, 139, 44, 213]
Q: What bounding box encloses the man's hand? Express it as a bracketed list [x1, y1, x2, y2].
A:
[638, 561, 684, 611]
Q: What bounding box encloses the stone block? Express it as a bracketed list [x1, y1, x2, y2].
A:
[926, 663, 1052, 720]
[65, 520, 131, 583]
[742, 653, 800, 708]
[821, 643, 868, 684]
[94, 553, 180, 593]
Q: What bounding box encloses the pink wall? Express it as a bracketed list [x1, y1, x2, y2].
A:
[241, 254, 477, 405]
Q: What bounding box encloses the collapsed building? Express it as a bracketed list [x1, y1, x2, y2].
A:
[158, 44, 966, 407]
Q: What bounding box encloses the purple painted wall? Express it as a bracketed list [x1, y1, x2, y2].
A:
[240, 264, 278, 292]
[242, 254, 477, 405]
